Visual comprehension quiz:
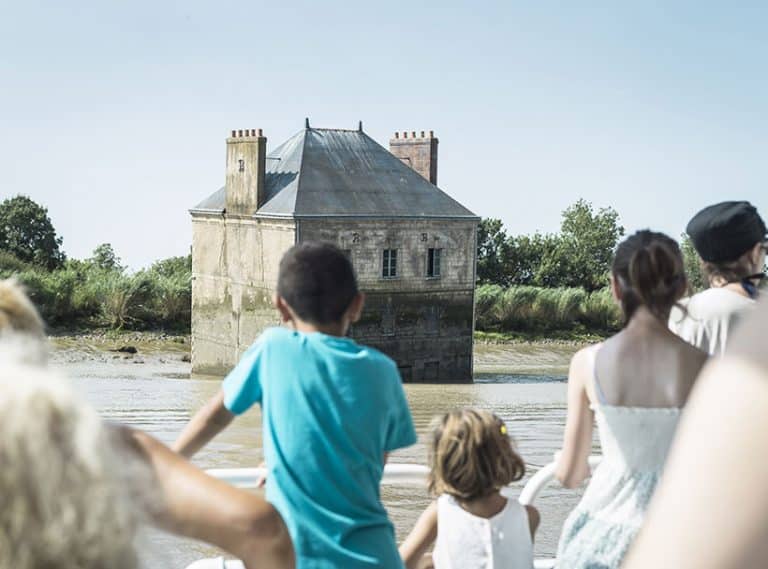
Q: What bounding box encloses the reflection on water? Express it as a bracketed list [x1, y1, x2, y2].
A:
[58, 343, 585, 566]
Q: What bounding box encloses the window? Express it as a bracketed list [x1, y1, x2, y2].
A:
[427, 248, 442, 278]
[382, 249, 398, 278]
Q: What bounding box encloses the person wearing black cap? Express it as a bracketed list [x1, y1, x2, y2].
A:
[669, 201, 767, 355]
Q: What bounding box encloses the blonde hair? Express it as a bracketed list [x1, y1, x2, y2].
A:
[0, 363, 144, 569]
[428, 409, 526, 501]
[0, 278, 45, 338]
[0, 278, 48, 365]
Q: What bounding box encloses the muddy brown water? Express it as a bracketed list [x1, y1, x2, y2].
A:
[53, 341, 591, 567]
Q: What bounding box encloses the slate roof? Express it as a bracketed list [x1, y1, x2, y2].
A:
[191, 127, 477, 219]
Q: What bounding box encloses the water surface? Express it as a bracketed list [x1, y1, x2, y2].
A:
[55, 342, 586, 566]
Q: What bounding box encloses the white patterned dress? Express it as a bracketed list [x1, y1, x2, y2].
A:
[555, 362, 681, 568]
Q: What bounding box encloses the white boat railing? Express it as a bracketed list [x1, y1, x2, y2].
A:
[204, 456, 603, 569]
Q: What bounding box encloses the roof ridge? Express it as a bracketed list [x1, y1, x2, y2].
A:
[310, 127, 361, 133]
[293, 128, 309, 205]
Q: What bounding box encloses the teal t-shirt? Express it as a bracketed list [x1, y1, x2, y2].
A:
[222, 327, 417, 569]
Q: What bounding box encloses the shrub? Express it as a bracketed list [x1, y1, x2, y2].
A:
[90, 272, 156, 329]
[580, 288, 622, 330]
[147, 271, 191, 329]
[474, 284, 621, 334]
[0, 251, 35, 273]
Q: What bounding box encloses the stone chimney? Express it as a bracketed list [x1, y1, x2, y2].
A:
[389, 130, 438, 185]
[225, 128, 266, 214]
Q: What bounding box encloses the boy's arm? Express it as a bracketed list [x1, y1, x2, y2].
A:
[399, 500, 438, 569]
[173, 389, 234, 458]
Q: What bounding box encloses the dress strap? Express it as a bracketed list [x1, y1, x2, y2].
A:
[591, 345, 608, 405]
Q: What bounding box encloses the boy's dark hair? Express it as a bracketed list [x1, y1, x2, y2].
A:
[277, 242, 359, 325]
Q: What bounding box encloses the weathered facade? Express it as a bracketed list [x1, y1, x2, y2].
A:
[190, 122, 478, 382]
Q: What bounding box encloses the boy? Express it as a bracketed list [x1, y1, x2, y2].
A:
[174, 242, 417, 568]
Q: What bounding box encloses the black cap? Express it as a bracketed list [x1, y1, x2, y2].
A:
[686, 201, 766, 263]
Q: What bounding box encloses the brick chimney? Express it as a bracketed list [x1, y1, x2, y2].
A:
[225, 128, 266, 214]
[389, 130, 438, 185]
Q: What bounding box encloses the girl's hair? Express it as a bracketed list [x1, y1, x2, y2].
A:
[427, 409, 525, 501]
[612, 230, 687, 323]
[0, 363, 145, 569]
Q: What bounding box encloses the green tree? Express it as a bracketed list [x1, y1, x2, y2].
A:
[88, 243, 123, 272]
[0, 195, 65, 270]
[477, 218, 511, 285]
[149, 254, 192, 278]
[680, 234, 706, 292]
[506, 233, 558, 286]
[537, 199, 624, 290]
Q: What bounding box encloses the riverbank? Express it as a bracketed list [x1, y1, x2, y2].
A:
[48, 329, 586, 377]
[50, 328, 600, 348]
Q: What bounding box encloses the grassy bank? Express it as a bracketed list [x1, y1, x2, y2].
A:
[474, 284, 621, 338]
[0, 252, 191, 331]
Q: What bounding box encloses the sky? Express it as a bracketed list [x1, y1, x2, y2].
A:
[1, 0, 765, 269]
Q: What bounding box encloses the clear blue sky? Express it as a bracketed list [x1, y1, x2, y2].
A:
[1, 0, 765, 268]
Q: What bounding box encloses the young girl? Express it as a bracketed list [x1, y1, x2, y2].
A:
[555, 230, 708, 568]
[399, 409, 539, 569]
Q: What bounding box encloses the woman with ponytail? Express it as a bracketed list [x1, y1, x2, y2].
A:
[553, 230, 707, 569]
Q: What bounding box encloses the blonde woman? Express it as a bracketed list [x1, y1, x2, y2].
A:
[399, 409, 539, 569]
[0, 362, 142, 569]
[0, 279, 294, 568]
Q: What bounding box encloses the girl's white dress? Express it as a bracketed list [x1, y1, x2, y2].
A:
[433, 493, 534, 569]
[555, 350, 682, 568]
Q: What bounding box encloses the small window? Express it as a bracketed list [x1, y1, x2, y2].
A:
[382, 249, 398, 278]
[238, 159, 245, 172]
[427, 248, 442, 278]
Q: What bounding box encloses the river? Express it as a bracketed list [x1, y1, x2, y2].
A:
[53, 340, 589, 567]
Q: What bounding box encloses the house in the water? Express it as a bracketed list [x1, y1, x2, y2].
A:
[190, 120, 479, 382]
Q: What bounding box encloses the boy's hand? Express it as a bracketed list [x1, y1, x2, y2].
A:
[173, 389, 235, 458]
[256, 461, 267, 488]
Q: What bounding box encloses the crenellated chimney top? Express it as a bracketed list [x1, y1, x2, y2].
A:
[389, 129, 439, 185]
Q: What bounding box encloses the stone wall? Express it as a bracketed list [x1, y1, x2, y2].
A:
[192, 214, 477, 382]
[191, 213, 295, 375]
[299, 217, 477, 382]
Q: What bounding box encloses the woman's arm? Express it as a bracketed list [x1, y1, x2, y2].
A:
[623, 357, 768, 569]
[555, 348, 595, 488]
[399, 501, 438, 569]
[128, 429, 294, 569]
